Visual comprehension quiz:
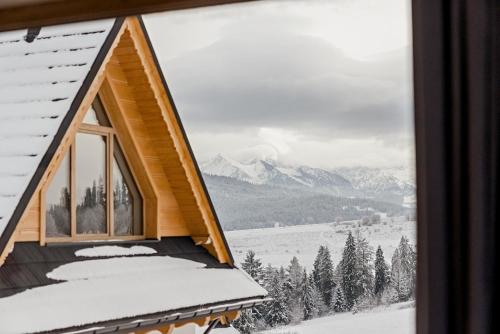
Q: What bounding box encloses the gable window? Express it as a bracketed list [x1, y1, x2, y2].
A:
[45, 97, 143, 240]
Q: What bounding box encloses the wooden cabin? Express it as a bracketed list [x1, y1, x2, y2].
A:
[0, 17, 267, 334]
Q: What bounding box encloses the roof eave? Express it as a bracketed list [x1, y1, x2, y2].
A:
[44, 296, 270, 334]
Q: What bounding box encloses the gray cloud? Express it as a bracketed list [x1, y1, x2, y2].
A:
[144, 0, 414, 168]
[160, 24, 413, 140]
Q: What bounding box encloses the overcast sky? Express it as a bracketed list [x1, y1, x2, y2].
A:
[143, 0, 414, 169]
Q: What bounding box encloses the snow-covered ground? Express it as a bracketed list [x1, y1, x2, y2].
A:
[226, 218, 416, 269]
[260, 302, 415, 334]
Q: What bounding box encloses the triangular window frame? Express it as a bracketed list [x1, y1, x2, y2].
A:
[44, 95, 144, 241]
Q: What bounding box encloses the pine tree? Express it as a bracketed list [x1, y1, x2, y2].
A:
[91, 180, 97, 206]
[321, 247, 336, 308]
[278, 266, 287, 283]
[258, 263, 278, 323]
[264, 274, 290, 327]
[400, 236, 416, 299]
[355, 234, 374, 303]
[301, 271, 318, 320]
[84, 187, 93, 208]
[286, 257, 305, 322]
[312, 246, 336, 308]
[277, 265, 294, 312]
[374, 246, 389, 298]
[390, 236, 416, 301]
[60, 187, 70, 208]
[97, 176, 105, 206]
[390, 248, 402, 299]
[312, 246, 324, 289]
[242, 250, 264, 285]
[287, 256, 303, 292]
[340, 232, 358, 310]
[333, 262, 343, 287]
[332, 286, 347, 313]
[233, 309, 256, 334]
[263, 264, 278, 291]
[241, 252, 267, 325]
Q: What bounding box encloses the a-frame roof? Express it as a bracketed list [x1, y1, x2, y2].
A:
[0, 17, 233, 264]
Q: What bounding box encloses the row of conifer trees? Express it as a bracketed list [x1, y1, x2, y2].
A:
[234, 232, 416, 333]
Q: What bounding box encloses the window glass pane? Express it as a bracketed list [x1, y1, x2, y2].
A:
[113, 141, 142, 235]
[76, 133, 107, 234]
[112, 159, 132, 235]
[144, 1, 416, 333]
[82, 106, 100, 125]
[45, 151, 70, 237]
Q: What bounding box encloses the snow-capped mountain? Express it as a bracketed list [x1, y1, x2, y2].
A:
[334, 166, 414, 193]
[200, 154, 354, 195]
[200, 154, 299, 186]
[199, 155, 415, 230]
[334, 166, 416, 205]
[200, 154, 257, 183]
[200, 154, 415, 203]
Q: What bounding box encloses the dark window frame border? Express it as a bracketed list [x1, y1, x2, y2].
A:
[0, 1, 497, 333]
[44, 98, 145, 242]
[412, 0, 499, 333]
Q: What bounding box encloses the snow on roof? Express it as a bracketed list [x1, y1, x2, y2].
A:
[0, 255, 267, 333]
[75, 245, 157, 257]
[0, 19, 115, 238]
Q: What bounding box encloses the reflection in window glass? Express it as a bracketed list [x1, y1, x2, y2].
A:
[45, 151, 70, 237]
[113, 158, 132, 235]
[113, 141, 142, 235]
[76, 133, 107, 234]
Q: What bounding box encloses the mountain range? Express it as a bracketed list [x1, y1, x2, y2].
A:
[199, 155, 416, 230]
[200, 154, 415, 205]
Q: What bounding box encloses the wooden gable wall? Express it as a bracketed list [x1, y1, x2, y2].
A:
[126, 18, 231, 262]
[100, 29, 193, 239]
[2, 17, 231, 265]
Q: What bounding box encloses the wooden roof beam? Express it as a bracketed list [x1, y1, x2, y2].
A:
[0, 0, 257, 33]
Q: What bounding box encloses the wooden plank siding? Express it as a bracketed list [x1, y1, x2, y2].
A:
[15, 192, 41, 242]
[1, 17, 232, 265]
[126, 17, 230, 262]
[101, 54, 191, 238]
[106, 28, 211, 238]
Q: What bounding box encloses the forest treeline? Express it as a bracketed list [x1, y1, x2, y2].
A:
[234, 232, 416, 333]
[204, 174, 412, 230]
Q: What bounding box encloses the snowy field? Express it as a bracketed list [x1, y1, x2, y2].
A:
[260, 302, 415, 334]
[225, 218, 416, 269]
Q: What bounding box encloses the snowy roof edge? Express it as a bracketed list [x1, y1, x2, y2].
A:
[43, 296, 269, 334]
[0, 18, 124, 256]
